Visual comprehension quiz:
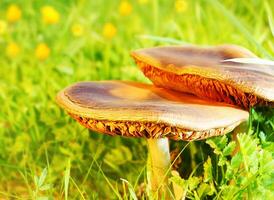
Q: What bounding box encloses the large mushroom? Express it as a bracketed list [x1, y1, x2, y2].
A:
[131, 45, 274, 109]
[56, 80, 248, 198]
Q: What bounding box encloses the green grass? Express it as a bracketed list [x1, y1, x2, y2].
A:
[0, 0, 273, 199]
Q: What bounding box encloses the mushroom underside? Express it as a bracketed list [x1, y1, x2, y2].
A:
[69, 113, 239, 141]
[138, 61, 271, 109]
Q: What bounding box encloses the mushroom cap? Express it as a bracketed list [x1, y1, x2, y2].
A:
[131, 44, 274, 109]
[56, 81, 249, 141]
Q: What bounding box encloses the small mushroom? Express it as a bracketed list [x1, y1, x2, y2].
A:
[56, 80, 248, 198]
[131, 45, 274, 109]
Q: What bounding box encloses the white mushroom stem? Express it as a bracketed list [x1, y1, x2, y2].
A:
[147, 138, 172, 198]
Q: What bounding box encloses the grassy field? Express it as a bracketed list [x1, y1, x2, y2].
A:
[0, 0, 273, 199]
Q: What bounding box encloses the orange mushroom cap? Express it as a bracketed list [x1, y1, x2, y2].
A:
[56, 81, 249, 141]
[131, 45, 274, 109]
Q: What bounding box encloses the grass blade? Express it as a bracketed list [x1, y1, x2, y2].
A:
[38, 168, 48, 188]
[91, 155, 122, 199]
[121, 178, 138, 200]
[64, 159, 71, 200]
[265, 1, 274, 37]
[137, 34, 188, 45]
[208, 0, 273, 58]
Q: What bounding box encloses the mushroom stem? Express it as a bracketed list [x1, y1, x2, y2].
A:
[147, 138, 172, 199]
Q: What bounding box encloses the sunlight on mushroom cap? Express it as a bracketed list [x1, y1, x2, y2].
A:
[131, 45, 274, 109]
[56, 81, 249, 141]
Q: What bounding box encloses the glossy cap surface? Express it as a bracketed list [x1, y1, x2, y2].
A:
[131, 45, 274, 108]
[56, 81, 249, 140]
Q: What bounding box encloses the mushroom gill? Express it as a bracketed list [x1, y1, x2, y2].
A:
[69, 113, 237, 141]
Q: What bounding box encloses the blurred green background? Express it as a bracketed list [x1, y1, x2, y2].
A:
[0, 0, 273, 199]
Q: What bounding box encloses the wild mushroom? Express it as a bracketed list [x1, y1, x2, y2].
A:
[56, 80, 249, 198]
[131, 45, 274, 109]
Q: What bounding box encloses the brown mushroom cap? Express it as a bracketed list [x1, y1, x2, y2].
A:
[56, 81, 249, 141]
[131, 45, 274, 109]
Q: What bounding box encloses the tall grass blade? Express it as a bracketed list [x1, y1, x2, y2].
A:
[70, 177, 86, 200]
[91, 155, 122, 199]
[137, 34, 188, 45]
[64, 159, 71, 200]
[265, 1, 274, 37]
[208, 0, 273, 58]
[38, 168, 48, 188]
[121, 178, 138, 200]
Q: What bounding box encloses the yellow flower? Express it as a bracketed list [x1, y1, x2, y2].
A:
[175, 0, 188, 13]
[35, 43, 50, 61]
[6, 4, 22, 23]
[41, 6, 60, 25]
[71, 24, 84, 37]
[6, 42, 20, 58]
[138, 0, 148, 4]
[119, 1, 132, 16]
[0, 20, 8, 35]
[102, 23, 117, 39]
